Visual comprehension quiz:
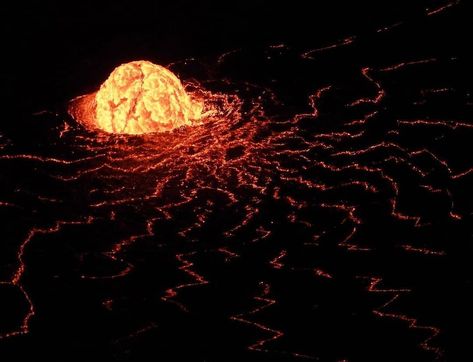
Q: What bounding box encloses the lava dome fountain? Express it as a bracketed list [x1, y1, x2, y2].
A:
[68, 60, 203, 134]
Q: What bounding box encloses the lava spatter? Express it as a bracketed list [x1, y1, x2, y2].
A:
[69, 60, 204, 134]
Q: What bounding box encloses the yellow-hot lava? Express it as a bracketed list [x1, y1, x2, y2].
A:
[69, 60, 203, 134]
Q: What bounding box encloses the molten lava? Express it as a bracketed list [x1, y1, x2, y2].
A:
[69, 61, 203, 134]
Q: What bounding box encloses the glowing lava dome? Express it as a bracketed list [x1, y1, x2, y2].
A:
[69, 60, 203, 134]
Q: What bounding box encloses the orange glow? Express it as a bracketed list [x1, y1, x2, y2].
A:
[69, 61, 203, 134]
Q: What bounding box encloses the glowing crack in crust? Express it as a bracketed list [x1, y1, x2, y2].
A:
[69, 60, 203, 134]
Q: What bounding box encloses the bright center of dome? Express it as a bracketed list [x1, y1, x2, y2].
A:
[93, 60, 202, 134]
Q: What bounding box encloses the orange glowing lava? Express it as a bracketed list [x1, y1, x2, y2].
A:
[69, 60, 203, 134]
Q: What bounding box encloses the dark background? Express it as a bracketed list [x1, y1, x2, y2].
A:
[1, 0, 471, 112]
